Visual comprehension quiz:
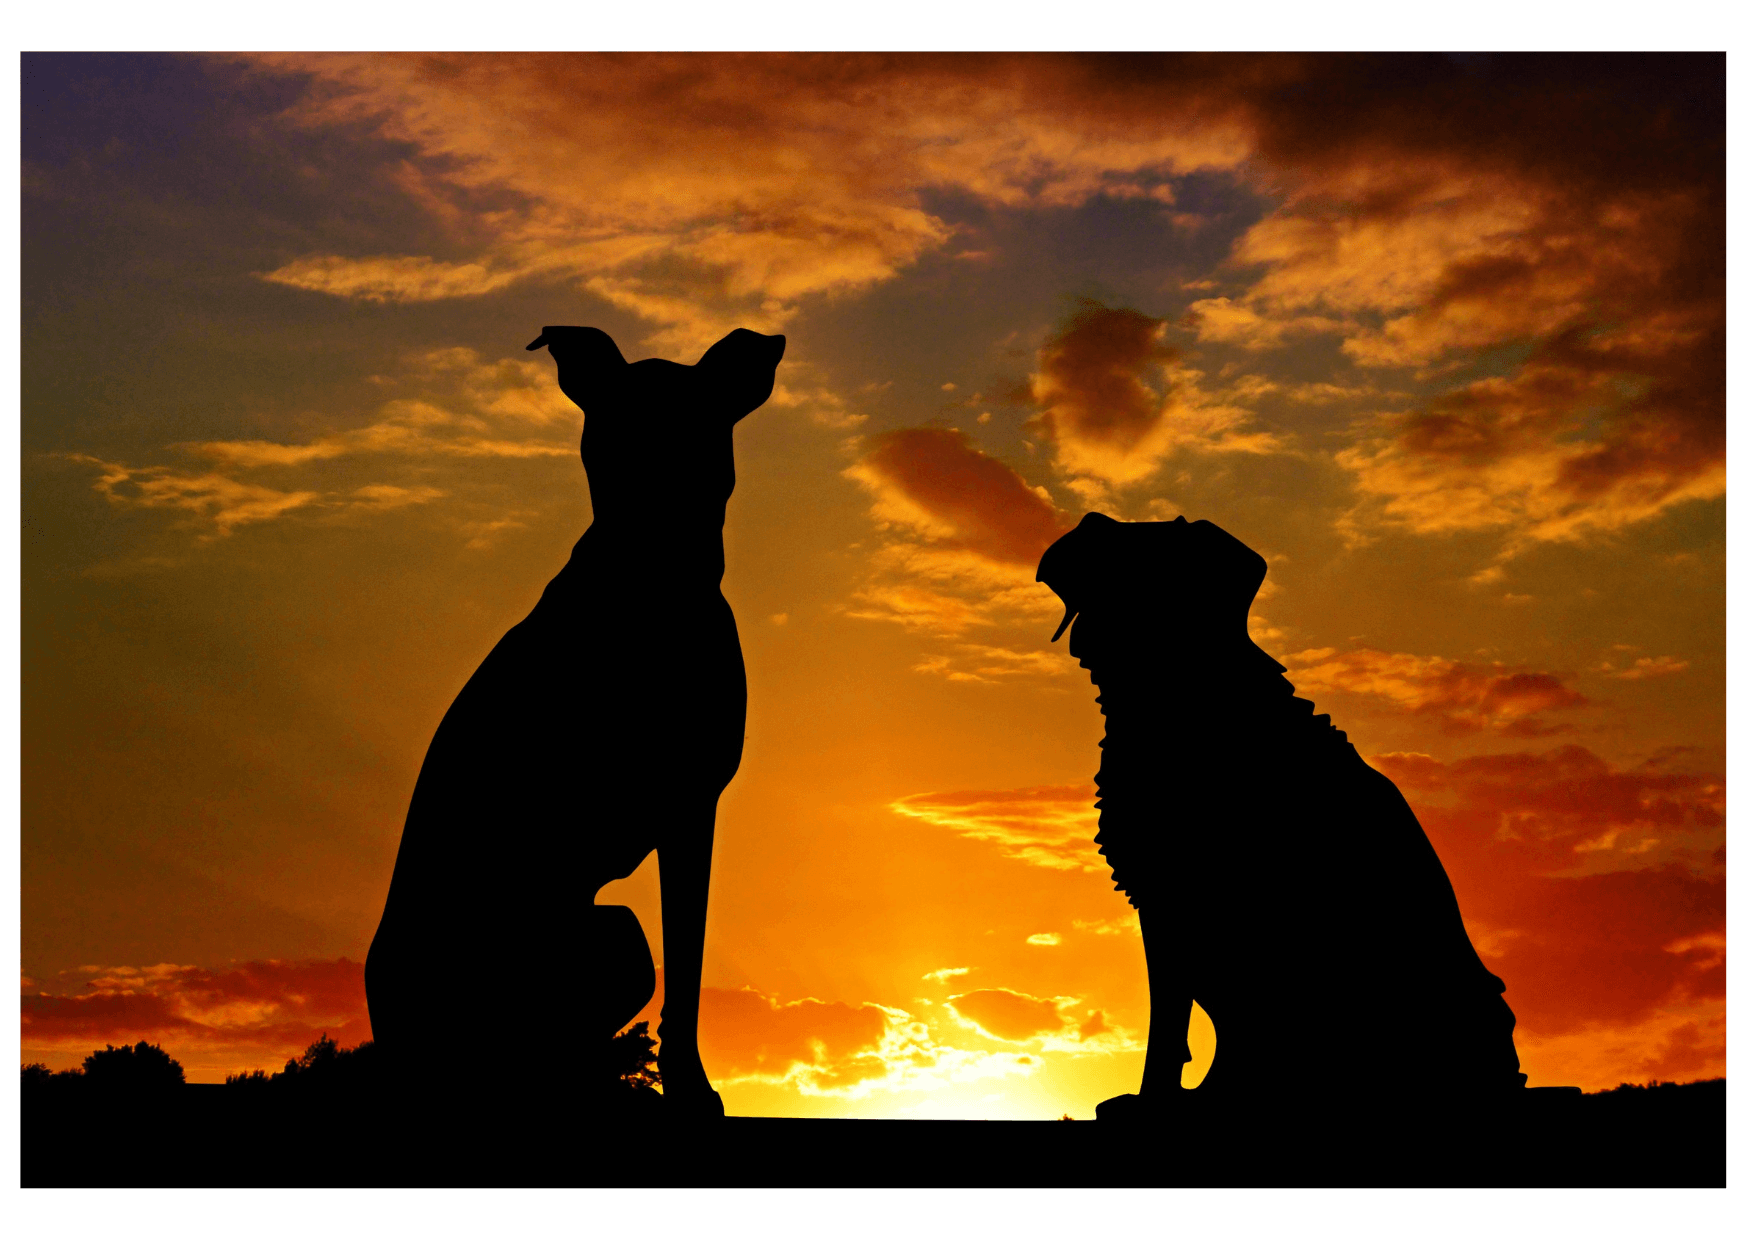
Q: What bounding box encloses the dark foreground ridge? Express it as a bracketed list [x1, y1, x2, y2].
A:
[23, 1078, 1723, 1187]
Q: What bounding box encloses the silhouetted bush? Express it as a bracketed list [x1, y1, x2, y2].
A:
[1592, 1077, 1721, 1095]
[80, 1042, 185, 1088]
[601, 1022, 660, 1093]
[213, 1025, 660, 1096]
[223, 1034, 379, 1089]
[20, 1062, 85, 1095]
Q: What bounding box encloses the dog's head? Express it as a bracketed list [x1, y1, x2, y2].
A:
[1036, 512, 1268, 652]
[527, 326, 786, 423]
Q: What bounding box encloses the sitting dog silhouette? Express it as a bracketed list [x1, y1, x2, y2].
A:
[366, 325, 785, 1121]
[1037, 513, 1527, 1122]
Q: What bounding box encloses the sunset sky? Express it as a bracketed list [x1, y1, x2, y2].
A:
[21, 53, 1724, 1117]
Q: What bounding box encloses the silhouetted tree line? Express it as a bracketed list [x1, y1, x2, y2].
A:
[22, 1041, 186, 1092]
[24, 1024, 662, 1098]
[1593, 1077, 1722, 1096]
[223, 1033, 380, 1089]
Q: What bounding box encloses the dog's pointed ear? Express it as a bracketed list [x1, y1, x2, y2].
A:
[696, 329, 787, 422]
[527, 326, 629, 410]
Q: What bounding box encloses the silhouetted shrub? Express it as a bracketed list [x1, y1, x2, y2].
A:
[602, 1022, 660, 1093]
[223, 1035, 379, 1090]
[1590, 1077, 1724, 1102]
[80, 1041, 185, 1088]
[214, 1028, 658, 1098]
[20, 1062, 87, 1096]
[280, 1032, 342, 1080]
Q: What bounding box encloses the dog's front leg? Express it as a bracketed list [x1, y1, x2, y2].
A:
[1098, 907, 1194, 1121]
[1138, 907, 1195, 1098]
[656, 801, 725, 1118]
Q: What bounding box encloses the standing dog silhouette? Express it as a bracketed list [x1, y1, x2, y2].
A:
[1037, 513, 1526, 1123]
[366, 326, 785, 1120]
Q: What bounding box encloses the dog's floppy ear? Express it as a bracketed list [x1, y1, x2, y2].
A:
[1037, 512, 1122, 642]
[1186, 518, 1270, 618]
[696, 329, 787, 422]
[526, 326, 629, 411]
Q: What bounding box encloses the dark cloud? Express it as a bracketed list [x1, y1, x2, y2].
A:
[1376, 745, 1722, 875]
[1473, 866, 1722, 1036]
[21, 958, 371, 1062]
[1287, 647, 1588, 735]
[1027, 302, 1175, 455]
[1225, 55, 1724, 548]
[231, 55, 1720, 542]
[846, 427, 1068, 567]
[1371, 746, 1724, 1037]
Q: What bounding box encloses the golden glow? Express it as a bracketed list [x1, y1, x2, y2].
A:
[23, 55, 1723, 1109]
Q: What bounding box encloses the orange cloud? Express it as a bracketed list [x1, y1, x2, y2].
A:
[261, 253, 524, 303]
[236, 55, 1717, 552]
[768, 376, 867, 430]
[701, 986, 895, 1091]
[1471, 864, 1723, 1040]
[846, 427, 1068, 568]
[1071, 913, 1141, 937]
[1374, 745, 1723, 878]
[889, 785, 1101, 872]
[911, 642, 1076, 685]
[189, 349, 581, 466]
[1285, 646, 1588, 735]
[1375, 745, 1722, 1040]
[841, 579, 998, 637]
[67, 454, 322, 537]
[21, 958, 371, 1080]
[843, 427, 1069, 640]
[64, 346, 579, 540]
[698, 984, 1049, 1102]
[1514, 999, 1724, 1093]
[946, 988, 1074, 1042]
[1180, 295, 1343, 349]
[242, 54, 1251, 351]
[1601, 656, 1690, 681]
[1370, 742, 1723, 1085]
[1334, 352, 1725, 552]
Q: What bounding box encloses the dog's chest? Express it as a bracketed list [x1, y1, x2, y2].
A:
[1091, 670, 1352, 812]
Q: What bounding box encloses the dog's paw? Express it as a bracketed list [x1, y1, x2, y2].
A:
[1094, 1093, 1149, 1123]
[662, 1086, 726, 1121]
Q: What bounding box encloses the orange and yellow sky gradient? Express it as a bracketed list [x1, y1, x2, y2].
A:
[21, 53, 1723, 1117]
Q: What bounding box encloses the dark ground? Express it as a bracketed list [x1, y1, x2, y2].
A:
[22, 1079, 1724, 1188]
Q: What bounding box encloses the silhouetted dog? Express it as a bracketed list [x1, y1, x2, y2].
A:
[1037, 513, 1526, 1122]
[366, 326, 784, 1122]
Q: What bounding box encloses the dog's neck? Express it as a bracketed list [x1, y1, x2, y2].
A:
[579, 417, 737, 588]
[1079, 629, 1314, 738]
